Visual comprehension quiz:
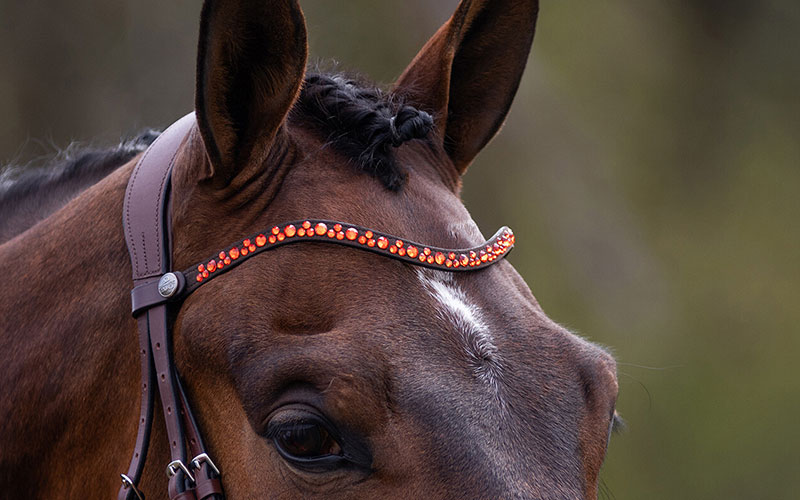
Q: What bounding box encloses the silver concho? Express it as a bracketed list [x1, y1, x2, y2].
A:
[158, 272, 179, 298]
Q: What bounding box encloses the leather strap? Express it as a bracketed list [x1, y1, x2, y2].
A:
[120, 113, 223, 500]
[123, 113, 195, 281]
[178, 375, 224, 500]
[118, 314, 156, 500]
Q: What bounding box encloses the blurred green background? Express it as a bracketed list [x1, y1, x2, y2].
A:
[2, 1, 798, 498]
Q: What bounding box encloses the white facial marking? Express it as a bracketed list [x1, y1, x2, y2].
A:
[416, 269, 504, 402]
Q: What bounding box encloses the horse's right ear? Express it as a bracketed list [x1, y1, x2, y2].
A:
[195, 0, 307, 187]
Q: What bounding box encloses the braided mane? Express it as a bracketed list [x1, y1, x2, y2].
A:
[295, 73, 434, 191]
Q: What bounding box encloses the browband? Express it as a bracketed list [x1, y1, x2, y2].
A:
[119, 112, 514, 500]
[132, 220, 514, 315]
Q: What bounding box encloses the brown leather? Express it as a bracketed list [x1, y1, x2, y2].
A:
[130, 272, 185, 316]
[195, 478, 224, 500]
[118, 314, 155, 500]
[177, 376, 224, 500]
[123, 113, 195, 280]
[120, 113, 223, 500]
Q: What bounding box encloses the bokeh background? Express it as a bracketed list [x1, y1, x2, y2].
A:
[2, 1, 798, 498]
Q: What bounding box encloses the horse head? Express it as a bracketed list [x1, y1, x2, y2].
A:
[0, 1, 618, 498]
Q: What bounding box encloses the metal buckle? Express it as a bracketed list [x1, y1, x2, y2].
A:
[120, 474, 145, 500]
[165, 460, 195, 484]
[191, 453, 221, 476]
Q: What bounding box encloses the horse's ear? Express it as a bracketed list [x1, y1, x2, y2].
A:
[195, 0, 307, 186]
[394, 0, 538, 174]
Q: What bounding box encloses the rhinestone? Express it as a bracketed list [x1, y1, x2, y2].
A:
[284, 225, 297, 237]
[315, 223, 327, 236]
[302, 221, 311, 229]
[346, 228, 358, 240]
[207, 261, 216, 272]
[358, 235, 367, 244]
[435, 252, 445, 265]
[256, 234, 267, 247]
[406, 246, 419, 258]
[365, 230, 373, 239]
[334, 223, 343, 232]
[297, 228, 306, 237]
[229, 247, 240, 259]
[271, 226, 280, 235]
[377, 237, 389, 249]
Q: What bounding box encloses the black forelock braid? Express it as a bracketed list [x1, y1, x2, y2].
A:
[295, 73, 434, 191]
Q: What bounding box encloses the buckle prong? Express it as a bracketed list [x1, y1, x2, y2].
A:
[120, 474, 145, 500]
[191, 452, 221, 476]
[166, 460, 195, 484]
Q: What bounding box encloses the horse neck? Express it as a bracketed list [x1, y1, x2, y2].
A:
[0, 159, 140, 494]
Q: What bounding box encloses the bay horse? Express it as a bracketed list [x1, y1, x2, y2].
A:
[0, 0, 619, 498]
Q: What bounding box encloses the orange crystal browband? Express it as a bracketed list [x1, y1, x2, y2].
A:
[171, 220, 514, 299]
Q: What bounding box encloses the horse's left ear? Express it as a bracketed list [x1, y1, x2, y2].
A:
[394, 0, 538, 174]
[195, 0, 307, 186]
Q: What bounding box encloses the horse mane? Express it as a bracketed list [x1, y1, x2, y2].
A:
[294, 72, 434, 191]
[0, 132, 159, 244]
[0, 71, 434, 243]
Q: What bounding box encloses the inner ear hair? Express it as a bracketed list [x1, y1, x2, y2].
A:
[195, 0, 308, 186]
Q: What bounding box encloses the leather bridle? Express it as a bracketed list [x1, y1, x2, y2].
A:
[118, 113, 514, 499]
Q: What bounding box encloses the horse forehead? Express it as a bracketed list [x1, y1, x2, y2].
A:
[281, 133, 471, 232]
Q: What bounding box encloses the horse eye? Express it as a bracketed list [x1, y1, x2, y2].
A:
[265, 405, 373, 473]
[274, 420, 342, 460]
